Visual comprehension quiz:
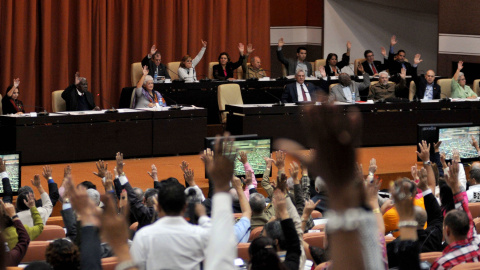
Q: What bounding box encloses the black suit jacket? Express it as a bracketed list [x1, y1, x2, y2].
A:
[281, 80, 327, 103]
[141, 56, 171, 79]
[62, 84, 96, 111]
[387, 52, 415, 76]
[324, 53, 350, 76]
[213, 55, 244, 80]
[412, 67, 441, 100]
[361, 60, 386, 76]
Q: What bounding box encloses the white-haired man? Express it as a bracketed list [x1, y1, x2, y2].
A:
[367, 68, 407, 101]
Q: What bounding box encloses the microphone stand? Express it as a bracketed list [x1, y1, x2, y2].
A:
[263, 90, 285, 106]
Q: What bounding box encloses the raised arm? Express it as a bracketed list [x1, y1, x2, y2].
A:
[232, 177, 252, 219]
[6, 78, 20, 97]
[261, 157, 275, 198]
[0, 158, 13, 203]
[31, 174, 53, 223]
[2, 201, 30, 267]
[192, 40, 207, 67]
[136, 66, 149, 89]
[453, 61, 463, 81]
[416, 140, 436, 195]
[24, 193, 45, 240]
[276, 38, 289, 66]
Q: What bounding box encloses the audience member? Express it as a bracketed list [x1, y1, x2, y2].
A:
[178, 39, 207, 82]
[361, 49, 386, 76]
[324, 41, 352, 76]
[329, 64, 370, 102]
[368, 69, 408, 101]
[1, 200, 30, 267]
[212, 43, 245, 80]
[132, 65, 165, 108]
[277, 37, 313, 76]
[62, 72, 99, 111]
[141, 44, 171, 80]
[451, 61, 478, 99]
[467, 168, 480, 202]
[2, 78, 25, 115]
[17, 174, 53, 226]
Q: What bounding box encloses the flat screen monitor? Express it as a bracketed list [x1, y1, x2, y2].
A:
[0, 152, 21, 195]
[204, 135, 272, 178]
[417, 123, 480, 162]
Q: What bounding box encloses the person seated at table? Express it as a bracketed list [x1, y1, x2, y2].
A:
[2, 78, 25, 115]
[362, 49, 387, 76]
[276, 37, 313, 76]
[131, 66, 165, 109]
[329, 64, 370, 102]
[324, 41, 351, 76]
[387, 35, 418, 77]
[281, 69, 327, 103]
[178, 39, 207, 82]
[141, 44, 171, 80]
[411, 54, 441, 100]
[62, 72, 99, 111]
[451, 61, 477, 99]
[212, 43, 246, 80]
[368, 69, 407, 101]
[242, 44, 267, 79]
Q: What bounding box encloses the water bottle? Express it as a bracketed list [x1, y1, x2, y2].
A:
[158, 97, 164, 107]
[351, 91, 356, 103]
[154, 70, 158, 83]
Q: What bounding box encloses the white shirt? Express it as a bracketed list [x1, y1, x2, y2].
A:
[131, 215, 211, 270]
[342, 86, 353, 102]
[467, 184, 480, 202]
[178, 47, 206, 82]
[18, 192, 53, 226]
[296, 82, 311, 101]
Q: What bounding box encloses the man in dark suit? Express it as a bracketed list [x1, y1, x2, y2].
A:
[141, 44, 171, 79]
[276, 37, 313, 76]
[62, 72, 98, 111]
[387, 35, 418, 77]
[361, 50, 386, 76]
[281, 69, 327, 103]
[410, 54, 441, 100]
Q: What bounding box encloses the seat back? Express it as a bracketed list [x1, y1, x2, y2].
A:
[303, 232, 326, 248]
[167, 61, 181, 80]
[22, 241, 50, 263]
[208, 62, 219, 79]
[101, 257, 118, 270]
[52, 90, 66, 112]
[354, 58, 366, 75]
[131, 62, 143, 86]
[237, 243, 251, 262]
[217, 84, 243, 124]
[409, 81, 417, 101]
[437, 78, 452, 98]
[35, 225, 66, 241]
[237, 65, 244, 79]
[315, 59, 326, 73]
[420, 252, 443, 264]
[473, 79, 480, 96]
[469, 202, 480, 219]
[248, 226, 264, 242]
[46, 216, 65, 227]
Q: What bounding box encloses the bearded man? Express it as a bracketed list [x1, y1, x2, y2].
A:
[367, 68, 407, 101]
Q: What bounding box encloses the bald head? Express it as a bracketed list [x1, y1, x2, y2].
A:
[250, 56, 262, 70]
[425, 70, 435, 84]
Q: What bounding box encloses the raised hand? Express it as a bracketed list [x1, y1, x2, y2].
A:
[24, 193, 36, 209]
[346, 41, 352, 50]
[453, 149, 460, 162]
[400, 68, 407, 79]
[201, 39, 207, 47]
[365, 175, 381, 209]
[273, 150, 286, 171]
[417, 167, 428, 191]
[238, 43, 245, 55]
[411, 164, 418, 181]
[2, 201, 16, 217]
[0, 158, 5, 173]
[273, 188, 289, 220]
[200, 148, 214, 165]
[434, 141, 442, 153]
[116, 152, 125, 175]
[380, 47, 387, 58]
[303, 199, 320, 218]
[184, 168, 195, 186]
[243, 172, 253, 187]
[142, 65, 149, 76]
[263, 157, 274, 170]
[288, 162, 300, 184]
[93, 160, 108, 178]
[390, 179, 415, 221]
[147, 164, 158, 181]
[440, 152, 447, 168]
[149, 44, 157, 57]
[416, 140, 430, 162]
[444, 161, 460, 194]
[202, 133, 236, 193]
[457, 60, 464, 71]
[357, 63, 364, 74]
[276, 173, 288, 193]
[390, 35, 397, 46]
[42, 165, 53, 180]
[180, 161, 189, 174]
[414, 54, 423, 65]
[278, 37, 285, 48]
[246, 43, 255, 55]
[75, 71, 81, 85]
[64, 165, 72, 181]
[472, 135, 480, 151]
[103, 171, 114, 191]
[369, 158, 377, 175]
[13, 78, 20, 88]
[31, 174, 42, 188]
[318, 66, 327, 78]
[238, 151, 248, 165]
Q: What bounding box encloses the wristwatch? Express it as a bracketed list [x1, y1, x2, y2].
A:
[423, 161, 431, 166]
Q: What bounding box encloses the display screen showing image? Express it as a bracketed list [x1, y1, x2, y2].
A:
[0, 153, 21, 193]
[439, 126, 480, 160]
[226, 139, 271, 176]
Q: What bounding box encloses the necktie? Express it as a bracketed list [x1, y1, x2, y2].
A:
[301, 84, 308, 101]
[371, 63, 377, 74]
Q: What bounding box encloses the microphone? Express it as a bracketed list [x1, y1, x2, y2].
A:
[96, 94, 118, 113]
[22, 105, 49, 116]
[263, 90, 284, 106]
[165, 66, 182, 82]
[160, 93, 182, 110]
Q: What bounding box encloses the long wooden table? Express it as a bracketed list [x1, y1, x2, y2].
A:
[0, 108, 207, 165]
[225, 101, 480, 147]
